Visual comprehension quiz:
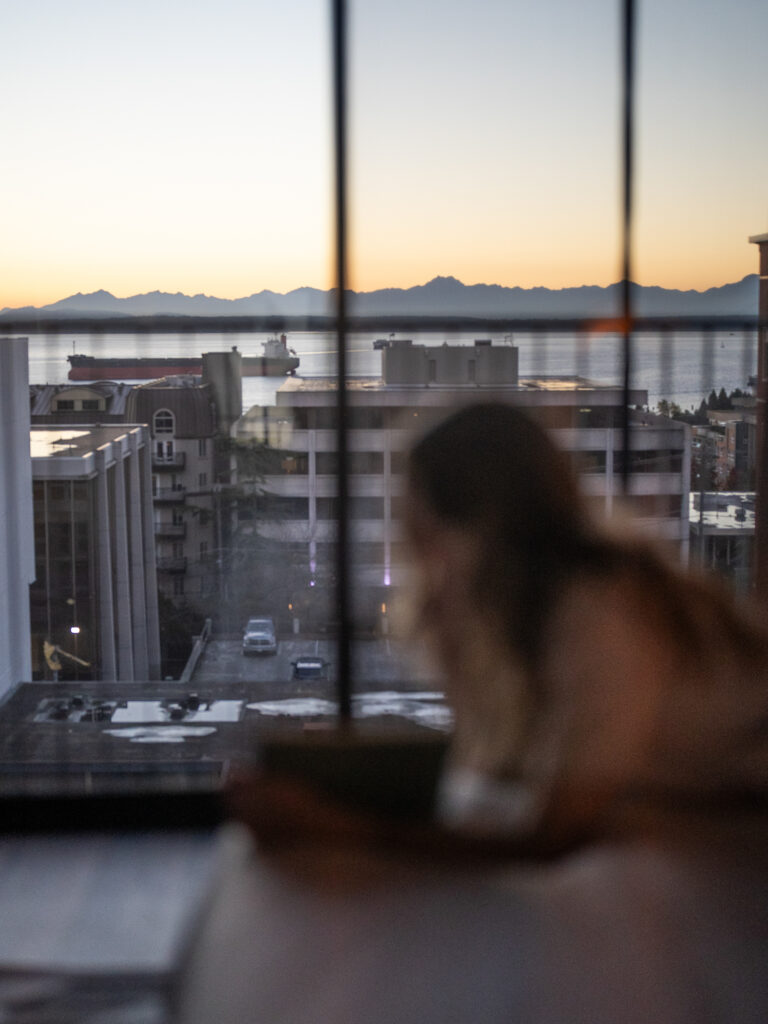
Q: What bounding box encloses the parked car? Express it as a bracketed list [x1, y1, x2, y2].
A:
[291, 657, 328, 680]
[242, 617, 277, 655]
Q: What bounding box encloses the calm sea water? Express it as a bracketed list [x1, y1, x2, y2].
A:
[23, 329, 757, 413]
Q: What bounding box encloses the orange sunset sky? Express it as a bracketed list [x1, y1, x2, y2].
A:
[1, 0, 766, 310]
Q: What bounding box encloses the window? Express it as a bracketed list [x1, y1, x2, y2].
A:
[81, 399, 100, 411]
[316, 497, 384, 520]
[153, 409, 175, 435]
[626, 494, 685, 517]
[281, 454, 309, 474]
[315, 452, 337, 475]
[260, 495, 309, 520]
[349, 408, 384, 430]
[313, 408, 337, 430]
[316, 497, 338, 520]
[350, 497, 384, 520]
[4, 0, 764, 836]
[615, 450, 684, 474]
[316, 452, 384, 475]
[570, 451, 608, 474]
[156, 439, 174, 461]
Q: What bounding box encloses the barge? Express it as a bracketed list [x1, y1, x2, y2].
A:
[68, 335, 299, 380]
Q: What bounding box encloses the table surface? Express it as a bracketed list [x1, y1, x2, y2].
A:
[0, 831, 216, 1023]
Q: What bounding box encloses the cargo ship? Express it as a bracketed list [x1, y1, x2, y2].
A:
[67, 335, 299, 381]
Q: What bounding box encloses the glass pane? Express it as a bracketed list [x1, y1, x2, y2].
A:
[0, 0, 765, 804]
[345, 0, 622, 695]
[1, 0, 337, 796]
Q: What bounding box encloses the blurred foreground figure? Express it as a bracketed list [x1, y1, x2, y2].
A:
[175, 403, 768, 1024]
[406, 403, 768, 846]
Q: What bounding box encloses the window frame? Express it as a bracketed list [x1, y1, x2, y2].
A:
[4, 0, 748, 835]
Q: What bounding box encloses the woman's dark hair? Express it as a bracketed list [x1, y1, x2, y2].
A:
[408, 402, 768, 677]
[407, 403, 608, 669]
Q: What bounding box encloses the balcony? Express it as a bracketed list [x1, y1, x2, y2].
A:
[156, 556, 187, 573]
[154, 487, 186, 505]
[152, 452, 186, 471]
[154, 522, 187, 539]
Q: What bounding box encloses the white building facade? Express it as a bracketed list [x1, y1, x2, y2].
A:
[0, 338, 35, 694]
[30, 425, 161, 681]
[241, 340, 690, 625]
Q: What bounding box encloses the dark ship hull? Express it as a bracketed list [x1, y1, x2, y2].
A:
[67, 350, 299, 381]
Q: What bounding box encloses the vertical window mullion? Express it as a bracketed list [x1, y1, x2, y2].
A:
[332, 0, 352, 720]
[620, 0, 636, 494]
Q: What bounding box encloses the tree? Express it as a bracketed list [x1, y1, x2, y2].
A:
[190, 436, 316, 633]
[157, 593, 205, 679]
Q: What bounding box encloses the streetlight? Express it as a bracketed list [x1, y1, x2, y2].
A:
[70, 625, 80, 680]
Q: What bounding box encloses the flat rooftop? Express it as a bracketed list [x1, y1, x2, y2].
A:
[277, 374, 639, 395]
[689, 491, 755, 534]
[30, 425, 143, 460]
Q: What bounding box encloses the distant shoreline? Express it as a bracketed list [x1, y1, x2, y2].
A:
[0, 314, 760, 335]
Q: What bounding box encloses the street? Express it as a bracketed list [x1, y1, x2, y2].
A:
[188, 636, 449, 730]
[191, 636, 438, 692]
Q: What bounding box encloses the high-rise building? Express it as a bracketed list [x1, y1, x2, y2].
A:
[30, 425, 161, 681]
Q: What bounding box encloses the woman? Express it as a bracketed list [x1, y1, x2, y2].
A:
[231, 401, 768, 858]
[405, 402, 768, 849]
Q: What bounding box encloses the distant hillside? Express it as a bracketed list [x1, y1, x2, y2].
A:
[0, 275, 759, 319]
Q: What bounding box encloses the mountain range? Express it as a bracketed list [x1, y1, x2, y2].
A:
[1, 275, 759, 319]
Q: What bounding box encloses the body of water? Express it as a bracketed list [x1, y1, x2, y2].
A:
[20, 329, 757, 413]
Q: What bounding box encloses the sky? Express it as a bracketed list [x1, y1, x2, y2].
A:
[1, 0, 766, 309]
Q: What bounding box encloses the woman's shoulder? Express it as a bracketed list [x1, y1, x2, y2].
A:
[548, 559, 671, 669]
[557, 533, 768, 667]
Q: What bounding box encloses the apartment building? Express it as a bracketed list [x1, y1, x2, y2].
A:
[30, 350, 242, 610]
[240, 339, 690, 626]
[123, 377, 217, 605]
